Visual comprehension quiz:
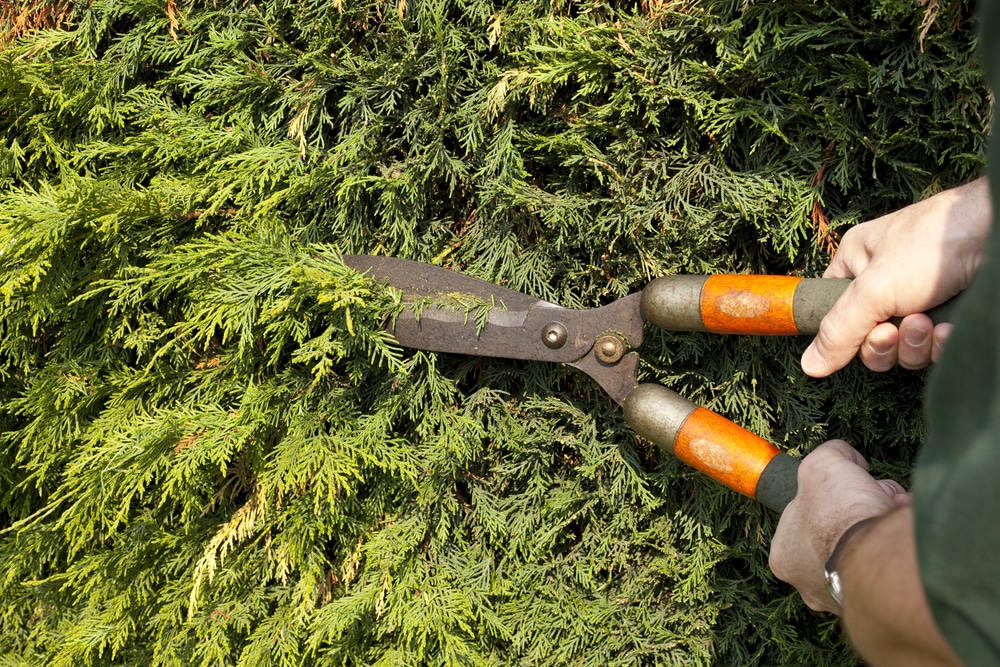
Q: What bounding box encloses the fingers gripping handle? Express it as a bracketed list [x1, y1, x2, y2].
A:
[623, 384, 799, 513]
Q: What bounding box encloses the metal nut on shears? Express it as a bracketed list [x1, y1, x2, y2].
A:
[595, 334, 626, 364]
[542, 322, 568, 349]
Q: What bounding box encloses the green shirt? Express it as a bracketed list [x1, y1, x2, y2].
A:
[914, 1, 1000, 661]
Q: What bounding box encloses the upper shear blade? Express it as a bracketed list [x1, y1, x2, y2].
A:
[343, 255, 645, 404]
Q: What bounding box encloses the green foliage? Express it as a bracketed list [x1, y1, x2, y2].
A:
[0, 0, 987, 664]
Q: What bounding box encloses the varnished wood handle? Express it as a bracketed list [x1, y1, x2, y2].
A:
[641, 275, 957, 335]
[623, 384, 798, 512]
[641, 275, 838, 335]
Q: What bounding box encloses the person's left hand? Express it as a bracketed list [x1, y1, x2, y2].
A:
[768, 440, 911, 613]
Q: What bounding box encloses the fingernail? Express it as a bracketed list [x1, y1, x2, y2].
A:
[868, 338, 894, 356]
[934, 328, 950, 350]
[801, 343, 826, 376]
[902, 327, 928, 347]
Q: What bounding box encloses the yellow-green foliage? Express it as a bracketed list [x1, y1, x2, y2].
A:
[0, 0, 987, 664]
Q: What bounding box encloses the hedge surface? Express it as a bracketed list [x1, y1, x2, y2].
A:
[0, 0, 988, 664]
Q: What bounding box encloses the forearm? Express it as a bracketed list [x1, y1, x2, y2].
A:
[838, 507, 960, 666]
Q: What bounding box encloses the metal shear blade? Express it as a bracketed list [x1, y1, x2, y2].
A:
[343, 255, 645, 404]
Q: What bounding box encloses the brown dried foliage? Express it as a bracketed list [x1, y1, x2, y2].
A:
[0, 1, 73, 47]
[811, 142, 840, 255]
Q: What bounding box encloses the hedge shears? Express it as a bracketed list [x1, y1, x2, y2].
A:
[343, 255, 950, 513]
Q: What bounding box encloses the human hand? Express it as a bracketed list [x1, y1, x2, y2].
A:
[768, 440, 910, 613]
[801, 178, 992, 378]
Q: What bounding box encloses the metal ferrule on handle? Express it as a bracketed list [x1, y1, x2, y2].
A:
[622, 384, 799, 512]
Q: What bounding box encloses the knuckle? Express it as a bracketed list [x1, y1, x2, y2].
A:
[797, 450, 831, 479]
[812, 320, 849, 361]
[767, 556, 786, 581]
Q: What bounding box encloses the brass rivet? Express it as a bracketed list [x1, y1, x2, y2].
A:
[595, 335, 625, 364]
[542, 322, 568, 349]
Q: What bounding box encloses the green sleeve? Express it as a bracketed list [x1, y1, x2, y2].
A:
[913, 2, 1000, 661]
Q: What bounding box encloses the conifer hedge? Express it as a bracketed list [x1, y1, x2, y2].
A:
[0, 0, 989, 664]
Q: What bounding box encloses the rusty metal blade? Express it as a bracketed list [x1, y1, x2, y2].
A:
[344, 255, 542, 312]
[343, 255, 645, 404]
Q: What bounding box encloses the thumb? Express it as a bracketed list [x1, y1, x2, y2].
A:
[801, 279, 888, 378]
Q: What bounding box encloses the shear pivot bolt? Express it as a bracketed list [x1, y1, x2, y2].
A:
[595, 335, 625, 364]
[542, 322, 568, 349]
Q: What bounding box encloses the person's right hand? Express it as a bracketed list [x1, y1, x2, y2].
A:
[801, 177, 993, 378]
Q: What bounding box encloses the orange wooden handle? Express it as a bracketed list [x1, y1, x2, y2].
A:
[672, 407, 782, 498]
[623, 384, 799, 511]
[700, 275, 803, 335]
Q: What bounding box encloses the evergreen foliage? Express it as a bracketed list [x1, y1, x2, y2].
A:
[0, 0, 988, 664]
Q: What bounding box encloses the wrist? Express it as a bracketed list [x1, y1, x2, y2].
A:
[948, 176, 993, 240]
[824, 517, 877, 613]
